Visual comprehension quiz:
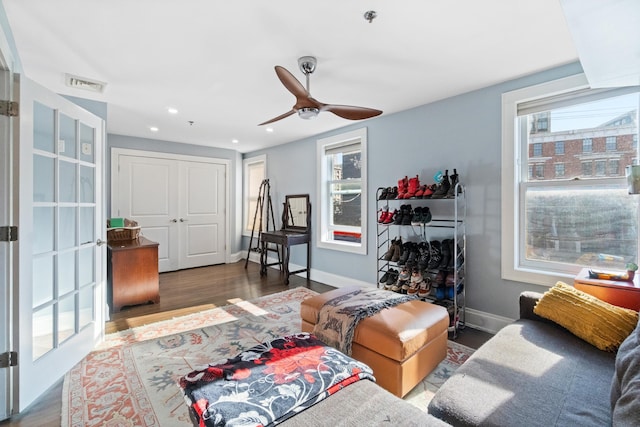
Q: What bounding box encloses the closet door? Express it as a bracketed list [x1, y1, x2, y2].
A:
[116, 155, 179, 271]
[178, 161, 226, 269]
[112, 150, 227, 272]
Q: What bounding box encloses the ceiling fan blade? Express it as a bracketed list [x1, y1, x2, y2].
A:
[275, 66, 308, 99]
[258, 109, 296, 126]
[321, 104, 383, 120]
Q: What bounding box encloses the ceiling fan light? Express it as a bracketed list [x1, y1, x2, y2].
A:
[298, 107, 319, 120]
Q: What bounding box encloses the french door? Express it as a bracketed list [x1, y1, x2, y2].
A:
[14, 75, 105, 412]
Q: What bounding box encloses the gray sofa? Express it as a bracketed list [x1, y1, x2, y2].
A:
[428, 291, 640, 426]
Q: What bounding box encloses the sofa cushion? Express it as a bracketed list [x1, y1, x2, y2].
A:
[610, 318, 640, 426]
[428, 318, 615, 426]
[533, 281, 638, 352]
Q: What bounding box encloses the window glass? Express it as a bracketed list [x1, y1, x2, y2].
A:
[242, 155, 266, 236]
[521, 90, 639, 273]
[317, 128, 367, 254]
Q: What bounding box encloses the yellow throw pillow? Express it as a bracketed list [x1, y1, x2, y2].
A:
[534, 281, 639, 352]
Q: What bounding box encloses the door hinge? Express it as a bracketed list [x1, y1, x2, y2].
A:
[0, 100, 18, 117]
[0, 226, 18, 242]
[0, 351, 18, 368]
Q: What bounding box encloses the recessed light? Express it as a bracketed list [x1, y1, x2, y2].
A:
[150, 126, 159, 132]
[167, 107, 178, 114]
[232, 139, 239, 144]
[266, 127, 274, 133]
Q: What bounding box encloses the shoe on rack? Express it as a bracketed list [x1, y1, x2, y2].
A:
[415, 185, 426, 198]
[397, 176, 408, 199]
[382, 238, 396, 261]
[432, 170, 450, 199]
[422, 184, 436, 198]
[427, 240, 443, 270]
[387, 186, 399, 200]
[377, 205, 389, 223]
[401, 204, 413, 225]
[418, 277, 432, 298]
[434, 285, 446, 300]
[377, 187, 389, 201]
[391, 238, 403, 263]
[446, 168, 461, 198]
[422, 206, 432, 224]
[403, 175, 420, 199]
[411, 207, 423, 226]
[407, 269, 422, 295]
[398, 242, 412, 266]
[394, 205, 405, 225]
[385, 269, 399, 290]
[379, 269, 390, 284]
[440, 239, 451, 269]
[405, 243, 419, 269]
[383, 209, 397, 225]
[417, 242, 430, 271]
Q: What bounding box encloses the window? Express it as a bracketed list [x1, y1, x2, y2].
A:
[317, 128, 367, 254]
[610, 159, 620, 175]
[532, 143, 542, 157]
[502, 73, 639, 286]
[555, 163, 565, 178]
[535, 164, 544, 179]
[555, 141, 565, 155]
[606, 136, 617, 151]
[242, 155, 266, 236]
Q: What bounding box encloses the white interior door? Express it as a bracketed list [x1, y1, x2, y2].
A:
[0, 62, 13, 421]
[116, 155, 179, 271]
[112, 149, 227, 272]
[179, 161, 226, 269]
[15, 75, 105, 412]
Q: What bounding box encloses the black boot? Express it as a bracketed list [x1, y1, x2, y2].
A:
[432, 170, 450, 199]
[446, 169, 459, 198]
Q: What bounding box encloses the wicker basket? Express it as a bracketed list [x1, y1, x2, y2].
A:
[107, 218, 141, 241]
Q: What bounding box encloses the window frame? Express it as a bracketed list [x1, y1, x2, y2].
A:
[316, 127, 368, 254]
[242, 154, 266, 237]
[502, 73, 639, 286]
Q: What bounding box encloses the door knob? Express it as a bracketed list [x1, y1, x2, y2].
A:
[170, 219, 177, 223]
[180, 218, 188, 222]
[96, 239, 106, 246]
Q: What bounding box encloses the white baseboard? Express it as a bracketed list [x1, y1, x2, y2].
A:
[464, 308, 514, 334]
[242, 254, 513, 334]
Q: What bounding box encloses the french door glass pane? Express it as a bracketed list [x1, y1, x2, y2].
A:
[78, 247, 94, 287]
[58, 207, 76, 250]
[58, 295, 76, 343]
[33, 155, 54, 202]
[59, 113, 77, 159]
[80, 207, 94, 245]
[33, 102, 55, 153]
[80, 165, 94, 203]
[79, 285, 94, 329]
[59, 160, 77, 203]
[58, 250, 76, 296]
[80, 123, 95, 164]
[32, 306, 53, 361]
[32, 255, 54, 308]
[33, 207, 54, 254]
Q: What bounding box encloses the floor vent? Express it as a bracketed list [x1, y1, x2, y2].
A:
[64, 73, 107, 93]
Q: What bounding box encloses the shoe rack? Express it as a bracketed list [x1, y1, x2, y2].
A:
[376, 179, 466, 338]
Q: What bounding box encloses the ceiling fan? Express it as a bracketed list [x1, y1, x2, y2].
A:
[259, 56, 383, 126]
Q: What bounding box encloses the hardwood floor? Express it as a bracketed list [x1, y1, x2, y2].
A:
[1, 260, 491, 426]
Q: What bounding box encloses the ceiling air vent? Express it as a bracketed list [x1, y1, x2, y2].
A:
[64, 73, 107, 93]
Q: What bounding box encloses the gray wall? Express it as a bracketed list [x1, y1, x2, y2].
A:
[107, 134, 243, 254]
[245, 61, 585, 321]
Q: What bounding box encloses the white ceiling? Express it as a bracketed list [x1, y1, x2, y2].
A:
[3, 0, 579, 153]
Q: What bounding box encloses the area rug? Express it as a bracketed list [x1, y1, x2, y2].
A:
[61, 287, 474, 426]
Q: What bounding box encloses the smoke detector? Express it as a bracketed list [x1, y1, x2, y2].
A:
[64, 73, 107, 93]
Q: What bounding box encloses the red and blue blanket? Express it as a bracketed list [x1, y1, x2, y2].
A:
[178, 333, 375, 426]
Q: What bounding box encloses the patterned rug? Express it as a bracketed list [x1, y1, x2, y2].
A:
[61, 287, 474, 426]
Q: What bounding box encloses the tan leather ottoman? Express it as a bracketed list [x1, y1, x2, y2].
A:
[301, 286, 449, 397]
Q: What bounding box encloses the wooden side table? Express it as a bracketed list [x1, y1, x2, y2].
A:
[574, 267, 640, 311]
[107, 236, 160, 312]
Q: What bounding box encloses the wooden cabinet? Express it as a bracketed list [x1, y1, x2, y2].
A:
[107, 237, 160, 312]
[574, 267, 640, 311]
